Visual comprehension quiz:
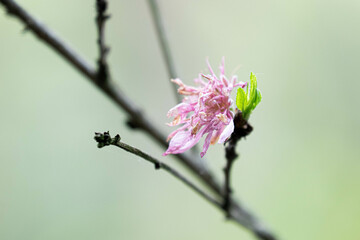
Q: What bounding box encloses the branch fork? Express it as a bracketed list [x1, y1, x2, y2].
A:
[0, 1, 278, 239]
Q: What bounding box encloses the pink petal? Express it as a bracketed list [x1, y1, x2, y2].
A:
[194, 74, 207, 86]
[234, 81, 247, 89]
[219, 57, 225, 75]
[171, 78, 184, 86]
[206, 59, 216, 77]
[166, 123, 190, 141]
[163, 59, 243, 157]
[210, 126, 224, 145]
[167, 103, 193, 118]
[200, 131, 214, 158]
[163, 127, 206, 156]
[218, 121, 234, 143]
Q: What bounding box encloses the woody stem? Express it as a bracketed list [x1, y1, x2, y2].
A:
[223, 111, 253, 215]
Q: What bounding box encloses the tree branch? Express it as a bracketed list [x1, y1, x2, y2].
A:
[94, 132, 222, 208]
[146, 0, 201, 156]
[0, 0, 96, 80]
[223, 146, 236, 216]
[224, 111, 253, 216]
[0, 1, 278, 239]
[147, 0, 180, 102]
[0, 0, 218, 200]
[95, 0, 110, 82]
[94, 131, 276, 240]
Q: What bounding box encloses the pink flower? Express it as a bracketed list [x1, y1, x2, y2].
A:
[163, 59, 247, 158]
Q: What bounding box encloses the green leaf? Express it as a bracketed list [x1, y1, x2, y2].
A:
[235, 72, 262, 120]
[248, 72, 257, 104]
[238, 72, 262, 120]
[236, 87, 246, 112]
[254, 89, 262, 107]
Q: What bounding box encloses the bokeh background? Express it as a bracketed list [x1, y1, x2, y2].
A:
[1, 0, 360, 239]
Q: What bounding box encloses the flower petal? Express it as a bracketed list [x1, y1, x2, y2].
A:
[167, 103, 193, 118]
[164, 59, 243, 157]
[210, 126, 224, 145]
[166, 123, 190, 141]
[163, 127, 207, 156]
[219, 57, 225, 75]
[206, 59, 216, 78]
[200, 131, 214, 158]
[218, 120, 234, 143]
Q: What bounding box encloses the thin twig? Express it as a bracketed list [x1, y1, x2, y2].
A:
[223, 147, 236, 217]
[0, 0, 218, 198]
[94, 131, 276, 240]
[0, 1, 278, 239]
[95, 0, 110, 82]
[0, 0, 96, 80]
[147, 0, 180, 102]
[147, 0, 200, 155]
[94, 132, 221, 208]
[224, 111, 253, 214]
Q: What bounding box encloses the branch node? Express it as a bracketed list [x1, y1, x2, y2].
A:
[126, 109, 145, 129]
[0, 0, 278, 237]
[104, 14, 111, 21]
[154, 162, 161, 170]
[104, 46, 110, 54]
[96, 0, 107, 14]
[95, 0, 110, 83]
[126, 118, 141, 130]
[94, 131, 121, 148]
[113, 134, 121, 144]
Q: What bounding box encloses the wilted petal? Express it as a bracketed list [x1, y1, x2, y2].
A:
[200, 131, 214, 158]
[210, 126, 223, 145]
[166, 123, 190, 141]
[219, 57, 225, 75]
[206, 59, 216, 78]
[171, 78, 185, 87]
[218, 120, 234, 143]
[164, 58, 243, 157]
[163, 127, 206, 156]
[167, 103, 193, 118]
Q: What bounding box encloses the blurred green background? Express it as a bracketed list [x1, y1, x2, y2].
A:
[1, 0, 359, 239]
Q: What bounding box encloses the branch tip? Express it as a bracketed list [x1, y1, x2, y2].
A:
[94, 131, 121, 148]
[95, 131, 222, 209]
[0, 0, 278, 237]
